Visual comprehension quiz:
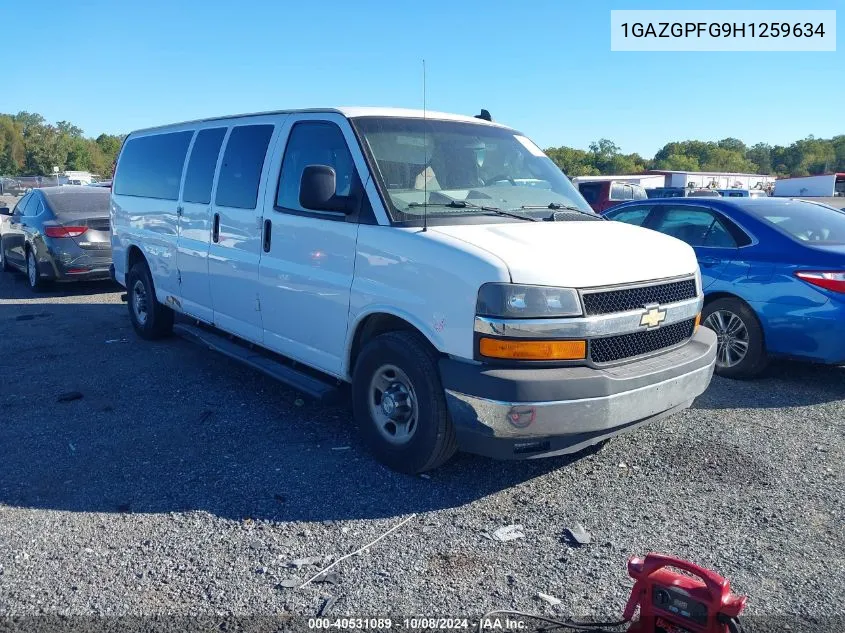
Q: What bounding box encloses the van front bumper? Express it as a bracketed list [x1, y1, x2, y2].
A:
[439, 327, 717, 460]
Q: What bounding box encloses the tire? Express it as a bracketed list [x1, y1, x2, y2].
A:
[701, 297, 767, 379]
[26, 248, 48, 291]
[352, 331, 458, 474]
[126, 261, 174, 339]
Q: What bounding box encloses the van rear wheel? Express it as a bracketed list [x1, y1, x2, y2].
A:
[352, 331, 457, 474]
[127, 261, 173, 339]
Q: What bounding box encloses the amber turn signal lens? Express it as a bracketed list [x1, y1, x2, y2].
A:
[695, 313, 701, 330]
[479, 338, 586, 360]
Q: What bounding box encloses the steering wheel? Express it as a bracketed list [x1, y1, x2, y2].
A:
[483, 174, 516, 186]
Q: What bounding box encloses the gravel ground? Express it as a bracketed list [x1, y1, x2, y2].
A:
[0, 264, 843, 632]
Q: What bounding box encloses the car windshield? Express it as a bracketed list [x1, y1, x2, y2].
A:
[352, 117, 594, 223]
[747, 200, 845, 245]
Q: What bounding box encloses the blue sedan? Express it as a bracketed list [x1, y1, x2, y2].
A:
[605, 197, 845, 378]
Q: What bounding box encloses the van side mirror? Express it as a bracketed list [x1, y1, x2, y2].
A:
[299, 165, 355, 214]
[0, 207, 10, 216]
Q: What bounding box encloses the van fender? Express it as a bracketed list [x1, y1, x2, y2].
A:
[123, 239, 172, 306]
[344, 305, 447, 378]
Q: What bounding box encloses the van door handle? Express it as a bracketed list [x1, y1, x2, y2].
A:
[263, 219, 272, 253]
[212, 213, 220, 243]
[699, 256, 720, 268]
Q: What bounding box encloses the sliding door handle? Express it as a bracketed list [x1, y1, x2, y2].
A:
[263, 219, 272, 253]
[212, 213, 220, 243]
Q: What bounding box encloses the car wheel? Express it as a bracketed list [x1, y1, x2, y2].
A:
[352, 330, 457, 474]
[702, 298, 767, 379]
[26, 248, 48, 291]
[126, 261, 174, 339]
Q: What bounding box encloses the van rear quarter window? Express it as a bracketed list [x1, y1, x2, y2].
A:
[114, 131, 193, 200]
[183, 127, 227, 204]
[215, 125, 274, 209]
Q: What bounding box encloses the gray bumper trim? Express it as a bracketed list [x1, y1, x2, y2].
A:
[442, 327, 716, 451]
[446, 359, 712, 438]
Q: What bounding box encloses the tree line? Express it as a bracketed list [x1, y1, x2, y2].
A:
[1, 111, 843, 180]
[0, 112, 123, 179]
[545, 135, 845, 178]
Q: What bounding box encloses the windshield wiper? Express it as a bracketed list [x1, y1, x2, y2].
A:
[408, 200, 537, 221]
[518, 203, 604, 221]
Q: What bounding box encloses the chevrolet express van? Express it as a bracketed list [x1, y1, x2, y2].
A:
[111, 108, 717, 473]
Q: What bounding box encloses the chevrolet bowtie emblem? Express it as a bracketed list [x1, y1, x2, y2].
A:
[640, 306, 667, 328]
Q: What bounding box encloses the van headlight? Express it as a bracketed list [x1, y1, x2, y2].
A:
[476, 283, 582, 319]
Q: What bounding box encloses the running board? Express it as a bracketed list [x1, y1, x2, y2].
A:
[173, 323, 341, 402]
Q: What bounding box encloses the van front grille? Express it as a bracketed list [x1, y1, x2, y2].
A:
[590, 318, 696, 364]
[582, 278, 697, 316]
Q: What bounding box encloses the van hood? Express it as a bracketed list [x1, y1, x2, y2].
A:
[431, 220, 698, 288]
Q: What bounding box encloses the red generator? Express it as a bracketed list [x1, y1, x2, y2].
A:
[624, 553, 746, 633]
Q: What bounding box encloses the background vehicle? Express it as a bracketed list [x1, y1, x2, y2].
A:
[647, 187, 724, 199]
[715, 189, 767, 198]
[774, 173, 845, 197]
[0, 186, 112, 290]
[111, 107, 715, 473]
[575, 179, 648, 212]
[647, 187, 687, 199]
[605, 197, 845, 378]
[1, 178, 27, 196]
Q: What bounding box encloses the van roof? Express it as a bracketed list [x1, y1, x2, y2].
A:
[129, 107, 515, 134]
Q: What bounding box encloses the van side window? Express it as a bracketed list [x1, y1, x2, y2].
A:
[182, 127, 227, 205]
[215, 125, 275, 209]
[114, 131, 193, 200]
[276, 122, 357, 213]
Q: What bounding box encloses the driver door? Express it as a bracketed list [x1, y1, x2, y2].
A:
[257, 114, 365, 376]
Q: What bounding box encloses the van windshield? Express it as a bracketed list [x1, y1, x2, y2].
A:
[352, 117, 594, 223]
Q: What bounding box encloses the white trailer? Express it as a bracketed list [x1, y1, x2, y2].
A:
[773, 173, 845, 197]
[571, 174, 666, 189]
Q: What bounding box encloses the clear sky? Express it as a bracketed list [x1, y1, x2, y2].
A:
[3, 0, 841, 157]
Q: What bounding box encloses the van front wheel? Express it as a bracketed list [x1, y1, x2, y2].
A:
[352, 331, 457, 474]
[126, 262, 173, 339]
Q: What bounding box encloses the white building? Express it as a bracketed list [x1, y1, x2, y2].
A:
[648, 170, 776, 191]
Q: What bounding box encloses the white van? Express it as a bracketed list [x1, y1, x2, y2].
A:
[110, 108, 716, 473]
